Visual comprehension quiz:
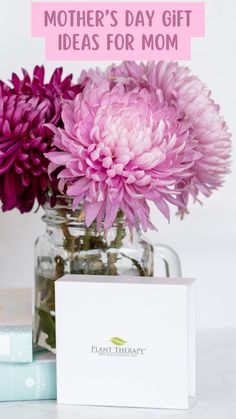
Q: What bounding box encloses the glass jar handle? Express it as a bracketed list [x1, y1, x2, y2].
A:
[142, 234, 182, 277]
[152, 242, 182, 278]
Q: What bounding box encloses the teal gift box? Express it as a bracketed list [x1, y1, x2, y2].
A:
[0, 347, 56, 401]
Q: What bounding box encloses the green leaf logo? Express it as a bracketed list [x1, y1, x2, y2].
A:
[110, 337, 127, 346]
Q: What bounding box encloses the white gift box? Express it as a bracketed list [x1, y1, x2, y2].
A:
[55, 275, 195, 409]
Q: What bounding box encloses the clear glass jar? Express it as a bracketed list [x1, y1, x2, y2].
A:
[34, 197, 181, 352]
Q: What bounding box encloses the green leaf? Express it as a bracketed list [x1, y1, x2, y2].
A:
[111, 337, 127, 346]
[37, 307, 56, 349]
[120, 253, 146, 276]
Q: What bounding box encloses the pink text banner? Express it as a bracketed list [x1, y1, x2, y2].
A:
[31, 2, 205, 60]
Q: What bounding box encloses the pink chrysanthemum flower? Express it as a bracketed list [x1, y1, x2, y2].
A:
[105, 61, 232, 214]
[0, 66, 82, 212]
[46, 77, 197, 231]
[46, 61, 231, 230]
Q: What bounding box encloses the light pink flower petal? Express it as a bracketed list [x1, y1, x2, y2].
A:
[45, 151, 71, 165]
[85, 200, 104, 226]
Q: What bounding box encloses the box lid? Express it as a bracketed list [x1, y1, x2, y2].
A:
[57, 274, 195, 286]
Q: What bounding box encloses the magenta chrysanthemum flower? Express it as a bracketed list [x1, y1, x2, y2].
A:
[0, 66, 82, 212]
[46, 61, 231, 230]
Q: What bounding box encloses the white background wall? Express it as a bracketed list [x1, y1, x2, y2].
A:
[0, 0, 235, 329]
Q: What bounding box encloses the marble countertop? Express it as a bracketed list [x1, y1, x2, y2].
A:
[0, 330, 236, 419]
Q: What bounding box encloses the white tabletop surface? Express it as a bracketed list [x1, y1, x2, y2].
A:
[0, 330, 236, 419]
